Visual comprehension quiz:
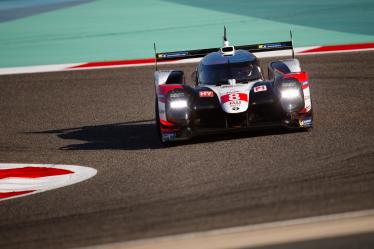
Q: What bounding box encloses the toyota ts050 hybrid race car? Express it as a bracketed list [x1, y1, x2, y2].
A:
[154, 28, 313, 143]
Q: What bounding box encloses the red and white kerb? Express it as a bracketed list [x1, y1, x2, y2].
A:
[0, 163, 97, 201]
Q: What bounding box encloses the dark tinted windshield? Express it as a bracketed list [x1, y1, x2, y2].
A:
[199, 61, 261, 85]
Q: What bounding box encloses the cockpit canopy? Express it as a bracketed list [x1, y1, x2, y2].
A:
[198, 50, 262, 85]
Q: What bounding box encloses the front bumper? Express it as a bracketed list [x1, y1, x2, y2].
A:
[160, 113, 313, 142]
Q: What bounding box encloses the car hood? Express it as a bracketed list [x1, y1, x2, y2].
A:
[205, 83, 256, 114]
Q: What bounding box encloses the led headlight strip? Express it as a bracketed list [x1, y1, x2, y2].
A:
[278, 79, 303, 112]
[170, 99, 188, 109]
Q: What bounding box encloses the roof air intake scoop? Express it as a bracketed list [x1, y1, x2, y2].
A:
[220, 26, 235, 56]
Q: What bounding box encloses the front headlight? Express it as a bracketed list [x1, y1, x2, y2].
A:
[166, 89, 190, 124]
[278, 79, 304, 112]
[281, 89, 300, 99]
[170, 99, 188, 109]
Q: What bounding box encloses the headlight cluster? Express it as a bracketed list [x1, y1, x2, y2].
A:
[278, 79, 304, 112]
[166, 90, 190, 124]
[170, 99, 188, 109]
[281, 88, 300, 99]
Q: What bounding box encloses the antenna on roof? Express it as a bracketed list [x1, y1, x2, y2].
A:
[223, 26, 229, 47]
[290, 30, 295, 59]
[153, 42, 158, 71]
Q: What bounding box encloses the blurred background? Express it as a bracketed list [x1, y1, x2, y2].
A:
[0, 0, 373, 67]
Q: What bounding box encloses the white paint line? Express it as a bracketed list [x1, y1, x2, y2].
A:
[0, 45, 373, 75]
[79, 209, 374, 249]
[0, 63, 80, 75]
[9, 48, 316, 74]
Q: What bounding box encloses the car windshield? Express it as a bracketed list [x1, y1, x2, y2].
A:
[199, 61, 260, 85]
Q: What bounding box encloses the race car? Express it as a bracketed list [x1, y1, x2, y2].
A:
[154, 28, 313, 142]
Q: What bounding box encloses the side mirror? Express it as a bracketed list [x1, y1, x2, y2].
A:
[191, 71, 198, 86]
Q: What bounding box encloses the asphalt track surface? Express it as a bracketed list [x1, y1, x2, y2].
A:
[0, 51, 373, 249]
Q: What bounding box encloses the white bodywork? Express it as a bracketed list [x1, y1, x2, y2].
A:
[203, 83, 257, 114]
[268, 58, 301, 78]
[154, 70, 175, 122]
[303, 83, 312, 112]
[154, 70, 174, 86]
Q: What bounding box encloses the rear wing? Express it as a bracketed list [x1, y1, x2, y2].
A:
[155, 40, 294, 62]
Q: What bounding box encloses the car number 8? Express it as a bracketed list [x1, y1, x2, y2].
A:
[228, 93, 240, 101]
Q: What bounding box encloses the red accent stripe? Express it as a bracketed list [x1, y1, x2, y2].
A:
[0, 190, 35, 199]
[0, 167, 73, 179]
[158, 84, 183, 95]
[221, 93, 248, 104]
[302, 84, 309, 90]
[160, 127, 180, 132]
[282, 72, 308, 83]
[301, 42, 374, 53]
[298, 108, 308, 114]
[70, 58, 156, 69]
[160, 118, 175, 127]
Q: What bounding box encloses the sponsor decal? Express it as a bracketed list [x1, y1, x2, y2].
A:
[162, 132, 176, 141]
[229, 100, 241, 110]
[259, 43, 283, 49]
[159, 52, 188, 58]
[303, 86, 312, 112]
[221, 93, 248, 104]
[0, 164, 96, 201]
[254, 85, 267, 93]
[170, 92, 185, 98]
[282, 82, 297, 88]
[299, 117, 313, 127]
[265, 43, 283, 48]
[199, 91, 214, 97]
[229, 100, 241, 105]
